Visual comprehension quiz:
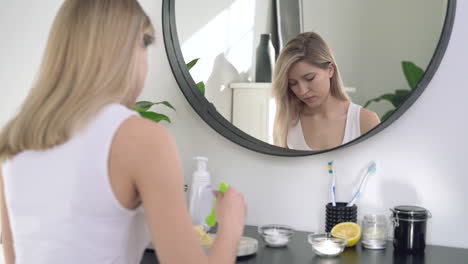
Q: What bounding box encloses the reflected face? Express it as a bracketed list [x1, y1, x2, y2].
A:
[288, 60, 334, 108]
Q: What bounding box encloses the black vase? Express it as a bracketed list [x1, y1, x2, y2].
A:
[255, 34, 275, 82]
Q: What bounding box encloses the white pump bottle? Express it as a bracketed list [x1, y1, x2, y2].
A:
[188, 157, 215, 230]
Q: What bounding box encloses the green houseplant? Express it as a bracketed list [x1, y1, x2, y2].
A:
[133, 100, 175, 123]
[364, 61, 424, 121]
[133, 58, 205, 122]
[186, 58, 205, 95]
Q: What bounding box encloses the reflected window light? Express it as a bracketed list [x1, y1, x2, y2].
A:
[226, 31, 254, 74]
[181, 9, 229, 84]
[181, 0, 256, 84]
[228, 0, 255, 46]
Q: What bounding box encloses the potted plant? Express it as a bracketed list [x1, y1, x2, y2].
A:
[364, 61, 424, 121]
[134, 58, 205, 122]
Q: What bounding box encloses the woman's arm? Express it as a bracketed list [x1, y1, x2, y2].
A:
[111, 116, 245, 264]
[0, 166, 15, 264]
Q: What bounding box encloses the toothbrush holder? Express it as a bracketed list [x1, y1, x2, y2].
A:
[325, 202, 358, 232]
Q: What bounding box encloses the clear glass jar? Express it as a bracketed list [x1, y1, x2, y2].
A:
[361, 214, 388, 249]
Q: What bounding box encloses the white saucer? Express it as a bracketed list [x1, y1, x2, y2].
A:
[209, 234, 258, 257]
[237, 236, 259, 257]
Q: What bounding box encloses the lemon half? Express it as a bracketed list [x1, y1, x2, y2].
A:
[330, 222, 361, 247]
[194, 225, 214, 247]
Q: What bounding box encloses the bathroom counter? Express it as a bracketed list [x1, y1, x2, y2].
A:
[140, 225, 468, 263]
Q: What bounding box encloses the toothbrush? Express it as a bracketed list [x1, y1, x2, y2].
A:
[346, 161, 377, 207]
[205, 182, 229, 227]
[328, 161, 337, 206]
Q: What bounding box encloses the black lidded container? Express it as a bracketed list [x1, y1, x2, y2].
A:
[390, 205, 432, 253]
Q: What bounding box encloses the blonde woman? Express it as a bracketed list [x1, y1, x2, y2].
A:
[0, 1, 246, 263]
[272, 32, 380, 151]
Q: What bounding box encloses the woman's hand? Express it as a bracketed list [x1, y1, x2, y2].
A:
[214, 187, 247, 239]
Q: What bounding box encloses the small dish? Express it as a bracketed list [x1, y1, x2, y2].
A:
[308, 233, 347, 257]
[237, 236, 259, 256]
[258, 224, 295, 247]
[207, 234, 258, 257]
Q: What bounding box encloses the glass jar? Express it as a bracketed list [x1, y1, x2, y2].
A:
[361, 214, 388, 249]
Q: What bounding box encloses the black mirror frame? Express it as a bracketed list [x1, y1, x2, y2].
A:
[162, 0, 456, 157]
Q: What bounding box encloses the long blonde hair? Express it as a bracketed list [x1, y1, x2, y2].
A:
[272, 32, 349, 147]
[0, 0, 155, 161]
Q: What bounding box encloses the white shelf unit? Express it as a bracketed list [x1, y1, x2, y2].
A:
[230, 82, 275, 144]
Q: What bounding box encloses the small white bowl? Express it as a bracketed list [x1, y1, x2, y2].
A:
[258, 224, 295, 247]
[308, 233, 347, 257]
[206, 234, 258, 257]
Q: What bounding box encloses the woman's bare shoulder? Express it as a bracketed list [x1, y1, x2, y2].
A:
[117, 116, 170, 138]
[360, 108, 381, 135]
[116, 116, 172, 145]
[111, 115, 178, 176]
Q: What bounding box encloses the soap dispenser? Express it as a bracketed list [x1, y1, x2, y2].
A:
[188, 157, 215, 230]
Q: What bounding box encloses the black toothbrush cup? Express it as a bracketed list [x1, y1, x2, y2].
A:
[325, 202, 358, 232]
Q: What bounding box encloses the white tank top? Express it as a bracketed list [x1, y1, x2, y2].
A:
[287, 102, 362, 151]
[2, 104, 151, 264]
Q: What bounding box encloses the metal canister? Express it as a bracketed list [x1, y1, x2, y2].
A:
[390, 205, 432, 252]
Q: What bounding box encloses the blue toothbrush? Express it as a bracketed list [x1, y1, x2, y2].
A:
[346, 161, 377, 207]
[328, 161, 337, 206]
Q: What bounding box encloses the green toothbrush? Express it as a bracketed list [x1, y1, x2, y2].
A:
[205, 182, 229, 227]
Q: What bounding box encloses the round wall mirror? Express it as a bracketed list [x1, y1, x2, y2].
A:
[163, 0, 456, 156]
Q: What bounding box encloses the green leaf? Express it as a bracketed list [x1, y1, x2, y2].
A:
[381, 110, 394, 121]
[364, 94, 394, 108]
[389, 90, 411, 107]
[364, 61, 424, 120]
[186, 58, 200, 70]
[364, 89, 411, 108]
[197, 81, 205, 95]
[154, 101, 176, 111]
[134, 100, 176, 112]
[134, 101, 154, 110]
[139, 111, 171, 123]
[363, 99, 376, 108]
[133, 107, 147, 113]
[395, 89, 411, 95]
[402, 61, 424, 90]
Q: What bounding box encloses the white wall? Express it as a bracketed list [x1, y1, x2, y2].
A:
[1, 0, 467, 249]
[303, 0, 447, 118]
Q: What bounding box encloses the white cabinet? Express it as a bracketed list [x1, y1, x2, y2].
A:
[230, 83, 275, 144]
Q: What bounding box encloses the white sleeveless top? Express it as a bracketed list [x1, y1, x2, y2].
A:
[2, 104, 151, 264]
[287, 103, 361, 151]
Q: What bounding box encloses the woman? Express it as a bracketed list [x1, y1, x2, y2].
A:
[0, 0, 246, 263]
[272, 32, 380, 151]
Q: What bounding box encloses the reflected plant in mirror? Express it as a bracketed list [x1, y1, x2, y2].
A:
[186, 58, 206, 95]
[364, 61, 424, 121]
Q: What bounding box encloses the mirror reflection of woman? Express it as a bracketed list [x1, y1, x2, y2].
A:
[272, 32, 380, 151]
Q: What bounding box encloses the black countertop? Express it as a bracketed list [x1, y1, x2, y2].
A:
[141, 225, 468, 263]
